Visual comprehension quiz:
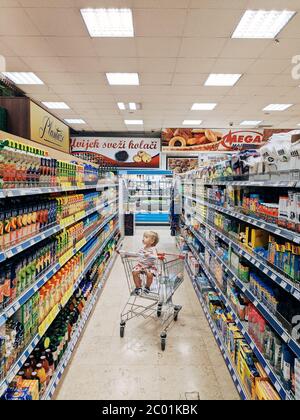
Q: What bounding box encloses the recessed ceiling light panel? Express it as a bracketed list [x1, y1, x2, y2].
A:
[106, 73, 139, 85]
[65, 119, 86, 124]
[191, 103, 217, 111]
[182, 120, 202, 126]
[240, 120, 262, 126]
[125, 120, 143, 125]
[263, 104, 293, 111]
[81, 8, 134, 37]
[2, 72, 44, 85]
[42, 102, 70, 110]
[232, 10, 296, 39]
[205, 74, 242, 86]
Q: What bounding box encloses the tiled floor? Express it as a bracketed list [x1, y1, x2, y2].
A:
[55, 227, 239, 401]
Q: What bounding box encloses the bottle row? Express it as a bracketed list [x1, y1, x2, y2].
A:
[184, 227, 299, 399]
[184, 184, 300, 237]
[0, 139, 99, 189]
[1, 235, 118, 400]
[0, 219, 118, 383]
[0, 188, 116, 251]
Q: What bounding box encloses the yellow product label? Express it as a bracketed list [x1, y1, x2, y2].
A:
[76, 238, 87, 251]
[75, 211, 85, 222]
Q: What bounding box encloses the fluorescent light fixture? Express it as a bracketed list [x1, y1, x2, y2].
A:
[125, 120, 143, 125]
[106, 73, 139, 85]
[240, 120, 262, 126]
[191, 103, 217, 111]
[81, 8, 134, 37]
[205, 74, 242, 86]
[42, 102, 70, 110]
[2, 72, 44, 85]
[263, 104, 293, 111]
[65, 119, 86, 124]
[118, 102, 126, 110]
[232, 10, 296, 39]
[129, 102, 137, 110]
[183, 120, 202, 126]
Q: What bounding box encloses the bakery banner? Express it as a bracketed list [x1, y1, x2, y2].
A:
[162, 128, 267, 153]
[71, 137, 160, 168]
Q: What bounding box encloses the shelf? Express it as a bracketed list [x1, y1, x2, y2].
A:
[1, 183, 118, 198]
[184, 195, 300, 245]
[202, 180, 299, 188]
[0, 228, 120, 398]
[0, 212, 118, 328]
[186, 205, 300, 300]
[42, 249, 119, 400]
[185, 261, 248, 401]
[187, 226, 300, 360]
[186, 240, 291, 401]
[0, 198, 118, 263]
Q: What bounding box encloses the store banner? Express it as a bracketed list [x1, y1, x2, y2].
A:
[162, 128, 266, 153]
[30, 101, 70, 153]
[71, 137, 160, 168]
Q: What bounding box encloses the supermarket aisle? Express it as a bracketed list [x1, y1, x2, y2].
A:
[55, 227, 239, 400]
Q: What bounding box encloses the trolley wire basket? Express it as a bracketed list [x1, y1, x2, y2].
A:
[118, 250, 185, 351]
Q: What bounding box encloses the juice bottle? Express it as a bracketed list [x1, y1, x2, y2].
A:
[22, 206, 29, 240]
[40, 356, 50, 385]
[36, 363, 47, 394]
[3, 210, 12, 248]
[0, 210, 4, 250]
[45, 349, 55, 379]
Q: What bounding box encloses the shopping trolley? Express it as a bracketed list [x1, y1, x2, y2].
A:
[118, 250, 185, 351]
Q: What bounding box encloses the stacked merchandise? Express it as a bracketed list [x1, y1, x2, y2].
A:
[0, 139, 99, 189]
[0, 137, 121, 400]
[180, 140, 300, 400]
[122, 172, 172, 224]
[1, 232, 119, 400]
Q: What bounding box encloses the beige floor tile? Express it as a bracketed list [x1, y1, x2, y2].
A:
[55, 227, 240, 401]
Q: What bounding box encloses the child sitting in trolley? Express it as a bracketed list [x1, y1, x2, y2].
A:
[132, 231, 160, 295]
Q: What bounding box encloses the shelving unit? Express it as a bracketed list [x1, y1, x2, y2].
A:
[179, 171, 300, 401]
[120, 170, 173, 225]
[0, 134, 122, 401]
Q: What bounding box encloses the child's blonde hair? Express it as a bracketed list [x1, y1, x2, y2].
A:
[144, 231, 160, 247]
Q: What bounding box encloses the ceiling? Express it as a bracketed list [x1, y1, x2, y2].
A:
[0, 0, 300, 132]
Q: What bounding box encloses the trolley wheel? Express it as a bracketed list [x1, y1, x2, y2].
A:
[120, 322, 126, 338]
[174, 305, 181, 322]
[160, 332, 167, 352]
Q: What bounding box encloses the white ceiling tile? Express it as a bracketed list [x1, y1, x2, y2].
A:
[190, 0, 248, 7]
[36, 72, 75, 84]
[59, 57, 102, 73]
[220, 39, 271, 59]
[180, 38, 227, 58]
[247, 59, 290, 75]
[25, 8, 87, 36]
[211, 58, 255, 73]
[29, 93, 62, 102]
[246, 0, 300, 11]
[0, 1, 22, 6]
[21, 57, 65, 72]
[0, 8, 40, 35]
[137, 37, 181, 58]
[21, 84, 56, 94]
[3, 36, 56, 57]
[175, 58, 215, 73]
[138, 58, 176, 73]
[133, 0, 189, 8]
[140, 73, 173, 85]
[184, 9, 243, 37]
[269, 74, 299, 87]
[4, 56, 30, 71]
[92, 38, 136, 58]
[99, 57, 138, 72]
[48, 84, 84, 94]
[71, 73, 107, 85]
[46, 37, 97, 57]
[19, 0, 74, 6]
[262, 39, 300, 59]
[134, 9, 187, 37]
[172, 73, 207, 86]
[237, 74, 276, 86]
[0, 39, 17, 57]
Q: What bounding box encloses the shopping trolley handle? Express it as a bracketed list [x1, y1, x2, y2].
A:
[157, 253, 185, 261]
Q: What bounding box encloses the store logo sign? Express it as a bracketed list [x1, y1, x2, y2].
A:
[0, 55, 6, 72]
[291, 55, 300, 80]
[221, 130, 265, 149]
[292, 315, 300, 340]
[39, 116, 65, 144]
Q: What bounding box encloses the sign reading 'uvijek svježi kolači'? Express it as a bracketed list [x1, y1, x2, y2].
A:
[71, 137, 161, 168]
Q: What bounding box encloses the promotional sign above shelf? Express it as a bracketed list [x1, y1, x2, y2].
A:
[162, 128, 266, 153]
[71, 137, 160, 168]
